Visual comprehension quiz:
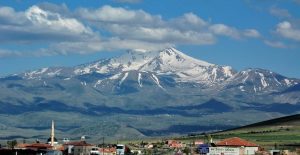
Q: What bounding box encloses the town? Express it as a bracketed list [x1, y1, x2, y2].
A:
[0, 121, 299, 155]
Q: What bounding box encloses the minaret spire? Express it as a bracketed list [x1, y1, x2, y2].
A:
[51, 120, 54, 146]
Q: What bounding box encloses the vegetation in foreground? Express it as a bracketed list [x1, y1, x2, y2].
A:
[175, 114, 300, 150]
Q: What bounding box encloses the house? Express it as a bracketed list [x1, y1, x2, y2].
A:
[19, 143, 53, 151]
[167, 140, 185, 148]
[90, 147, 100, 155]
[16, 143, 63, 155]
[147, 144, 154, 149]
[99, 147, 116, 155]
[216, 137, 259, 155]
[194, 140, 204, 146]
[64, 141, 95, 155]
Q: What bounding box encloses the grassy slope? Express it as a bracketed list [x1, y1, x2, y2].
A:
[209, 114, 300, 148]
[171, 114, 300, 150]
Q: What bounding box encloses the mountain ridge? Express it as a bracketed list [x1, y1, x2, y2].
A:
[12, 47, 299, 94]
[0, 47, 300, 140]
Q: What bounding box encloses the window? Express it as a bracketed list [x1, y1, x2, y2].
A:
[117, 146, 124, 149]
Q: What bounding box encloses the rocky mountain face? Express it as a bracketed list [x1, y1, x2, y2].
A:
[0, 48, 299, 141]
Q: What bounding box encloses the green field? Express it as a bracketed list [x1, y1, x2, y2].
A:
[171, 114, 300, 150]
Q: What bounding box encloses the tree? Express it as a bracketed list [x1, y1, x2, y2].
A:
[143, 149, 152, 155]
[205, 133, 212, 143]
[7, 140, 17, 149]
[274, 143, 278, 150]
[183, 147, 191, 155]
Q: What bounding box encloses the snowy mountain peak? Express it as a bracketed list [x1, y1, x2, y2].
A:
[71, 47, 236, 85]
[112, 47, 214, 72]
[161, 48, 212, 66]
[74, 47, 216, 75]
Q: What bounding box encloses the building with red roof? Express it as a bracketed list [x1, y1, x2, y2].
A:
[216, 137, 259, 155]
[16, 143, 52, 150]
[217, 137, 258, 147]
[64, 141, 94, 147]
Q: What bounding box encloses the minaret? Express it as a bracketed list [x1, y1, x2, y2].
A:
[51, 120, 55, 146]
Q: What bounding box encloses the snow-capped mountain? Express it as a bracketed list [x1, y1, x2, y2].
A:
[222, 68, 299, 94]
[18, 47, 299, 95]
[21, 48, 235, 90]
[1, 47, 300, 140]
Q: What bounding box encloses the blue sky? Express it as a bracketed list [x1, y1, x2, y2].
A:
[0, 0, 300, 78]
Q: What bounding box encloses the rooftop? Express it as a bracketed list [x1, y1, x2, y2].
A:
[216, 137, 259, 147]
[64, 141, 94, 146]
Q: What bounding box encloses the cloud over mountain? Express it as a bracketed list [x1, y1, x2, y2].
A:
[0, 4, 261, 57]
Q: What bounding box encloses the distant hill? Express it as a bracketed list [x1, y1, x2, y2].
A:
[210, 114, 300, 147]
[216, 114, 300, 133]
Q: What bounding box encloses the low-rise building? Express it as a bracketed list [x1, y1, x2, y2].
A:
[64, 141, 94, 155]
[90, 147, 100, 155]
[99, 147, 116, 155]
[216, 137, 259, 155]
[15, 143, 63, 155]
[167, 140, 185, 148]
[16, 143, 52, 151]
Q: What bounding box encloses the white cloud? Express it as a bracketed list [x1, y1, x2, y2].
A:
[276, 21, 300, 41]
[0, 49, 23, 58]
[209, 24, 240, 39]
[37, 2, 71, 16]
[78, 5, 258, 45]
[113, 0, 142, 3]
[243, 29, 261, 38]
[77, 5, 162, 26]
[105, 24, 215, 45]
[0, 37, 173, 57]
[100, 38, 173, 51]
[169, 13, 207, 31]
[0, 4, 261, 58]
[26, 6, 92, 35]
[264, 40, 287, 48]
[77, 6, 218, 45]
[0, 6, 26, 25]
[270, 7, 291, 19]
[0, 5, 95, 43]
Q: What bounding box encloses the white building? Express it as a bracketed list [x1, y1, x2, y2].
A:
[216, 137, 259, 155]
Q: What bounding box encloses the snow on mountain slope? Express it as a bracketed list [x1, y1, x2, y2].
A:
[73, 48, 236, 84]
[223, 68, 299, 93]
[11, 47, 299, 95]
[74, 48, 213, 73]
[22, 67, 74, 79]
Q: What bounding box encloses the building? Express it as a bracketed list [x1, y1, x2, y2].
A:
[90, 147, 100, 155]
[16, 143, 52, 151]
[166, 140, 185, 148]
[64, 141, 94, 155]
[194, 140, 204, 146]
[99, 147, 116, 155]
[216, 137, 259, 155]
